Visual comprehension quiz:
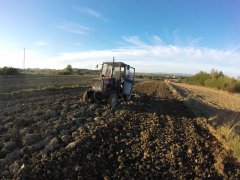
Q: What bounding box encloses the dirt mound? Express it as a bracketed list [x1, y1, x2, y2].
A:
[0, 81, 239, 179]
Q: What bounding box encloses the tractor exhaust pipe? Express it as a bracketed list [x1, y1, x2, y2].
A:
[111, 56, 115, 79]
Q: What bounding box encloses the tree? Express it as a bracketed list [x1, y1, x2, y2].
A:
[0, 66, 19, 75]
[64, 64, 73, 74]
[210, 69, 224, 80]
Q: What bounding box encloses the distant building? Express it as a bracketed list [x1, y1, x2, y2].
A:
[164, 78, 179, 83]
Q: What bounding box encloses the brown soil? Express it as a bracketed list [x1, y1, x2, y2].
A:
[0, 74, 93, 94]
[0, 80, 239, 179]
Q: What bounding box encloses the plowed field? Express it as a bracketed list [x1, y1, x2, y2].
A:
[0, 74, 93, 94]
[0, 80, 239, 179]
[170, 82, 240, 161]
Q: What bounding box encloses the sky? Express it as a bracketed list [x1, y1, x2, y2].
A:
[0, 0, 240, 77]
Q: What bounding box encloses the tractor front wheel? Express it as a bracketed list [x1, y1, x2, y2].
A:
[109, 92, 118, 108]
[125, 92, 132, 100]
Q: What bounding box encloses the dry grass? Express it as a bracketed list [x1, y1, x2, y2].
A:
[217, 126, 240, 160]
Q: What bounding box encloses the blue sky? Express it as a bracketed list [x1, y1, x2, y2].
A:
[0, 0, 240, 76]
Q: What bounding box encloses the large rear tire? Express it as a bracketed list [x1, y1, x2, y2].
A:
[83, 91, 92, 103]
[109, 92, 118, 108]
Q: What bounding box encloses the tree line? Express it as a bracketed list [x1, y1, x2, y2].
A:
[0, 66, 19, 75]
[183, 69, 240, 93]
[0, 65, 98, 75]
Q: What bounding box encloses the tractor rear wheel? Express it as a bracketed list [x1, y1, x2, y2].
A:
[83, 91, 92, 103]
[109, 92, 118, 108]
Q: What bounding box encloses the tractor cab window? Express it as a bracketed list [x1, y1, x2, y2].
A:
[125, 66, 134, 80]
[102, 64, 112, 77]
[113, 67, 120, 79]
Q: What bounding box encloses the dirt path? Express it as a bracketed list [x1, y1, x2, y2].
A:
[0, 81, 239, 179]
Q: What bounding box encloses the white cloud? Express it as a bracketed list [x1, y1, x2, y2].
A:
[33, 41, 48, 46]
[187, 37, 203, 47]
[0, 48, 60, 69]
[74, 6, 107, 21]
[122, 36, 150, 48]
[57, 21, 91, 35]
[152, 35, 165, 45]
[75, 43, 83, 47]
[1, 35, 240, 77]
[0, 48, 24, 68]
[51, 36, 240, 76]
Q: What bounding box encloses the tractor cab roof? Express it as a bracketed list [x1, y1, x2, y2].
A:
[103, 62, 134, 69]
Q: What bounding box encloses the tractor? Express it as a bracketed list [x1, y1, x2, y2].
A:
[83, 58, 135, 108]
